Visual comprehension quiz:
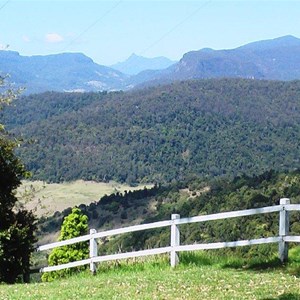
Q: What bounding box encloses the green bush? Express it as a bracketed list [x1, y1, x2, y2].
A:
[41, 207, 89, 282]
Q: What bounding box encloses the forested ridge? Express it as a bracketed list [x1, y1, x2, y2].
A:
[103, 170, 300, 257]
[37, 170, 300, 258]
[3, 78, 300, 184]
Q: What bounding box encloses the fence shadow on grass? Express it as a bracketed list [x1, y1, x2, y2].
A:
[179, 252, 215, 267]
[221, 257, 284, 272]
[263, 293, 300, 300]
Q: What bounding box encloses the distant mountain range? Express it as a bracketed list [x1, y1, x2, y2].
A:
[162, 35, 300, 82]
[0, 51, 129, 94]
[1, 35, 300, 94]
[110, 53, 176, 75]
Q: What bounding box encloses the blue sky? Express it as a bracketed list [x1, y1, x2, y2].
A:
[1, 0, 299, 65]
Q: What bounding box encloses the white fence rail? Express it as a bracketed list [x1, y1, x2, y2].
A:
[37, 198, 300, 273]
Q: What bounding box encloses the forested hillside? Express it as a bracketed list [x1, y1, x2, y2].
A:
[101, 170, 300, 257]
[37, 170, 300, 258]
[3, 78, 300, 184]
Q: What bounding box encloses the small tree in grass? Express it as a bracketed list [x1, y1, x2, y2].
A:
[42, 207, 89, 282]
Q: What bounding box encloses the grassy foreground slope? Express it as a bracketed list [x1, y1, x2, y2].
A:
[1, 255, 300, 299]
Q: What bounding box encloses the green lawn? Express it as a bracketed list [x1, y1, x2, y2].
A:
[1, 255, 300, 300]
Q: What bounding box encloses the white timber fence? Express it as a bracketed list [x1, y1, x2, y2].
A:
[37, 198, 300, 274]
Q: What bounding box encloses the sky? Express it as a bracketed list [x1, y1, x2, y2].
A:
[0, 0, 300, 66]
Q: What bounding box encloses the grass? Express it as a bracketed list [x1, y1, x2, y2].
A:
[1, 252, 300, 300]
[16, 180, 152, 217]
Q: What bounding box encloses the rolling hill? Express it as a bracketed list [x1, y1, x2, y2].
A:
[3, 78, 300, 184]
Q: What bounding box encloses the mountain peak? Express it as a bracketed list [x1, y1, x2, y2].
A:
[238, 35, 300, 51]
[0, 50, 20, 57]
[129, 53, 139, 58]
[201, 48, 214, 52]
[276, 35, 299, 41]
[111, 54, 176, 75]
[51, 52, 94, 63]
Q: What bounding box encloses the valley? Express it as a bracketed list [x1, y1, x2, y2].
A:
[17, 180, 152, 217]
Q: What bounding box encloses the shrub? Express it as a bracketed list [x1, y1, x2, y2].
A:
[41, 207, 89, 282]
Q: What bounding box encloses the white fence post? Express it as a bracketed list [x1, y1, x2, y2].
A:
[36, 201, 300, 274]
[170, 214, 180, 267]
[279, 198, 290, 263]
[89, 229, 98, 274]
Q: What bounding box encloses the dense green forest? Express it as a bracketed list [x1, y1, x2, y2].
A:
[3, 78, 300, 184]
[37, 170, 300, 259]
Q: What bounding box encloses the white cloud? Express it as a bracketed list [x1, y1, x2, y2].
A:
[0, 43, 9, 50]
[45, 33, 64, 43]
[22, 35, 31, 43]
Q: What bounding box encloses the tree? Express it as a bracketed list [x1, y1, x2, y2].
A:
[0, 76, 37, 283]
[41, 207, 89, 282]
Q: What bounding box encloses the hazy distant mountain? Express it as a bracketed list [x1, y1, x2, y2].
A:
[169, 35, 300, 80]
[0, 51, 129, 94]
[134, 35, 300, 87]
[238, 35, 300, 51]
[111, 53, 176, 75]
[2, 35, 300, 94]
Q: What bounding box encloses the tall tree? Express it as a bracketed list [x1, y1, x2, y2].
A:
[0, 76, 37, 283]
